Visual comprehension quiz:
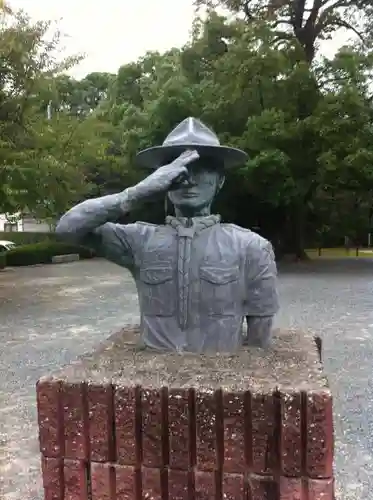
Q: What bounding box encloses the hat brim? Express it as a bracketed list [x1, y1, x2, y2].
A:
[136, 144, 248, 169]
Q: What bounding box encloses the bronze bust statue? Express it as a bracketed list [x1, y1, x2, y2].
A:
[56, 117, 279, 353]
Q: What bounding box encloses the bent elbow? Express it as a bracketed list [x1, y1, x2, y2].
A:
[55, 216, 81, 244]
[55, 216, 71, 236]
[55, 219, 66, 236]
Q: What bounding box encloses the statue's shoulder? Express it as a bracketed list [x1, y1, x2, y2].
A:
[220, 223, 252, 234]
[135, 221, 158, 228]
[135, 221, 174, 233]
[220, 223, 271, 250]
[110, 221, 159, 243]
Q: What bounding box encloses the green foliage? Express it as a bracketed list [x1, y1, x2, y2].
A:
[2, 1, 373, 256]
[5, 241, 95, 267]
[0, 5, 111, 217]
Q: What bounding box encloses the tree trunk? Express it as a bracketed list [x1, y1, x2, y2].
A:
[280, 203, 309, 260]
[292, 203, 309, 260]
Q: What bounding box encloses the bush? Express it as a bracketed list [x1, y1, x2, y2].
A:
[5, 242, 95, 267]
[0, 231, 58, 246]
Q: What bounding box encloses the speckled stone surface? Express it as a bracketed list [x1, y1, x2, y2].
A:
[48, 326, 326, 393]
[2, 257, 373, 499]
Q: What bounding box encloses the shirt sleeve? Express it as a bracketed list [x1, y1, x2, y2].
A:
[84, 222, 147, 270]
[244, 239, 279, 317]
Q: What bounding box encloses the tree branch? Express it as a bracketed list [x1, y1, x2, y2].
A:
[321, 0, 351, 11]
[270, 19, 295, 29]
[315, 15, 366, 42]
[243, 0, 255, 21]
[316, 0, 368, 35]
[292, 0, 307, 30]
[317, 75, 350, 88]
[304, 0, 324, 31]
[329, 18, 366, 42]
[322, 0, 372, 9]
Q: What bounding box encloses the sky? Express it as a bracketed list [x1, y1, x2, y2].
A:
[9, 0, 196, 78]
[8, 0, 349, 80]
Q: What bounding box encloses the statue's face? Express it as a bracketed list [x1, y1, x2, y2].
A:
[167, 158, 224, 214]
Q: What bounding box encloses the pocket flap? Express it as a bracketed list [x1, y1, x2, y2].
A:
[140, 266, 173, 285]
[200, 265, 239, 285]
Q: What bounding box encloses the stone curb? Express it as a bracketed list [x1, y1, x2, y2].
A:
[51, 254, 80, 264]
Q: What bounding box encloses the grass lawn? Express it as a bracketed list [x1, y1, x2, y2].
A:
[306, 247, 373, 259]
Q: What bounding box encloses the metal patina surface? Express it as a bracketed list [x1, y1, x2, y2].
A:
[50, 326, 326, 393]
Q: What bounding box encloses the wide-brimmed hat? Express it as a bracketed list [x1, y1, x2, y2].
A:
[136, 117, 248, 169]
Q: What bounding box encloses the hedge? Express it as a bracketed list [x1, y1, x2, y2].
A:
[5, 241, 95, 267]
[0, 231, 58, 245]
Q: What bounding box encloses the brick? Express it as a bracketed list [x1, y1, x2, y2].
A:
[41, 457, 63, 500]
[196, 390, 218, 471]
[64, 459, 88, 500]
[307, 478, 334, 499]
[91, 463, 115, 500]
[115, 465, 138, 500]
[168, 469, 190, 500]
[248, 475, 278, 500]
[63, 382, 88, 460]
[142, 467, 162, 500]
[168, 388, 192, 469]
[280, 391, 302, 476]
[223, 391, 245, 473]
[115, 386, 138, 465]
[142, 388, 164, 468]
[306, 390, 334, 478]
[195, 470, 216, 500]
[222, 473, 245, 500]
[88, 383, 114, 462]
[251, 392, 278, 474]
[279, 477, 303, 500]
[37, 378, 62, 457]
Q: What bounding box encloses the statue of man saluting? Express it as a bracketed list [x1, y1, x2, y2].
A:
[56, 117, 279, 353]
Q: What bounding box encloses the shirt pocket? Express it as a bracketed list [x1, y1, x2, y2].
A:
[139, 265, 175, 316]
[200, 264, 240, 316]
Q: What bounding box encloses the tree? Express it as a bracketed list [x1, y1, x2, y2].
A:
[99, 11, 373, 255]
[0, 5, 74, 212]
[26, 111, 114, 222]
[5, 1, 371, 252]
[185, 5, 373, 256]
[45, 71, 115, 116]
[0, 4, 112, 220]
[194, 0, 373, 63]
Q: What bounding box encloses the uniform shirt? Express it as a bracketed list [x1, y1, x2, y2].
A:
[90, 214, 279, 352]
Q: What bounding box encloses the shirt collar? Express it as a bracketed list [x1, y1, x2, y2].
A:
[165, 214, 220, 233]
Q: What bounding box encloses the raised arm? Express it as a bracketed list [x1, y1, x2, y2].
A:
[56, 150, 200, 266]
[56, 190, 130, 242]
[55, 190, 138, 267]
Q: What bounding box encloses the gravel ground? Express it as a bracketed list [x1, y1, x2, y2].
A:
[1, 257, 373, 499]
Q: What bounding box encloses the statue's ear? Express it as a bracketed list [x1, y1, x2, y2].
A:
[217, 174, 225, 193]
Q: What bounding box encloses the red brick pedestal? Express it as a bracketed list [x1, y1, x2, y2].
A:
[37, 328, 334, 499]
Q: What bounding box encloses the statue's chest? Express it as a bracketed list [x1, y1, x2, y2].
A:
[137, 226, 240, 272]
[136, 227, 243, 324]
